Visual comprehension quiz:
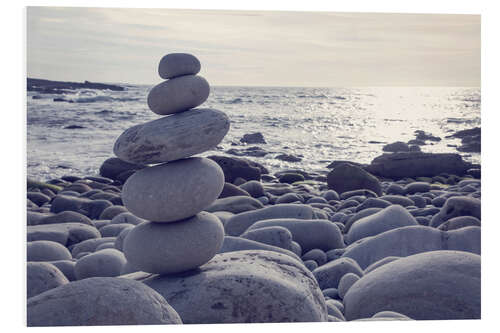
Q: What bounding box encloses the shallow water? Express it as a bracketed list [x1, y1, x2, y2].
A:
[27, 85, 480, 181]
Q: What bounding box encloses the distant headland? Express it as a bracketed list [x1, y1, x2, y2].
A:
[27, 77, 125, 94]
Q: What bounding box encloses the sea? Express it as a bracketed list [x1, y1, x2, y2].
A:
[27, 85, 481, 181]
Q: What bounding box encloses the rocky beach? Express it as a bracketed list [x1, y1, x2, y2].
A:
[26, 54, 481, 325]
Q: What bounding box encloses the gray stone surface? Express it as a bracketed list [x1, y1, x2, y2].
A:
[27, 240, 72, 262]
[49, 260, 77, 281]
[437, 216, 481, 231]
[313, 257, 364, 290]
[99, 223, 134, 237]
[158, 53, 201, 79]
[205, 195, 264, 214]
[218, 236, 300, 261]
[364, 256, 401, 274]
[113, 226, 134, 251]
[344, 251, 480, 320]
[74, 248, 126, 279]
[109, 212, 145, 226]
[430, 196, 481, 227]
[240, 226, 294, 251]
[27, 262, 69, 299]
[27, 277, 182, 326]
[327, 163, 382, 196]
[124, 250, 327, 324]
[122, 157, 224, 222]
[27, 223, 101, 247]
[346, 205, 418, 244]
[224, 204, 314, 236]
[114, 108, 230, 165]
[247, 218, 344, 253]
[338, 272, 360, 299]
[123, 213, 224, 274]
[239, 180, 265, 198]
[70, 237, 116, 258]
[147, 75, 209, 115]
[342, 225, 481, 269]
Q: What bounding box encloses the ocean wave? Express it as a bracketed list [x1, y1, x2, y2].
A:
[73, 96, 140, 103]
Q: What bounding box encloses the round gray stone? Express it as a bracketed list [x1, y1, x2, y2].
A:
[158, 53, 201, 79]
[114, 108, 230, 165]
[122, 157, 224, 222]
[27, 262, 69, 299]
[343, 251, 480, 320]
[338, 272, 360, 299]
[74, 248, 126, 279]
[27, 277, 182, 326]
[147, 75, 209, 115]
[123, 212, 224, 274]
[27, 240, 72, 262]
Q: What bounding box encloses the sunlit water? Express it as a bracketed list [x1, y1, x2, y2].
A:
[27, 85, 480, 181]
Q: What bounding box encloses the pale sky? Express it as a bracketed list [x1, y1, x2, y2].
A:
[27, 7, 480, 87]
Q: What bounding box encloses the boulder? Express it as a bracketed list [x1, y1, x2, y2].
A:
[312, 257, 364, 290]
[27, 240, 72, 262]
[99, 157, 143, 181]
[27, 277, 182, 326]
[365, 152, 472, 179]
[124, 250, 327, 323]
[123, 213, 224, 274]
[382, 141, 410, 152]
[27, 262, 69, 299]
[74, 248, 126, 279]
[343, 251, 480, 320]
[207, 155, 262, 183]
[327, 163, 382, 196]
[122, 157, 224, 222]
[218, 236, 300, 261]
[240, 132, 266, 144]
[342, 225, 481, 269]
[114, 108, 230, 165]
[158, 53, 201, 79]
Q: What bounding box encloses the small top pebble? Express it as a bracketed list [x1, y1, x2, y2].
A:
[158, 53, 201, 79]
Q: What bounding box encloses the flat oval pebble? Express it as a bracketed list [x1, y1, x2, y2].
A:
[122, 157, 224, 222]
[123, 212, 224, 274]
[27, 277, 182, 326]
[74, 248, 126, 279]
[113, 108, 230, 165]
[158, 53, 201, 79]
[147, 75, 209, 115]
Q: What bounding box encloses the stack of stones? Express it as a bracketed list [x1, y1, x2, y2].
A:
[112, 53, 230, 275]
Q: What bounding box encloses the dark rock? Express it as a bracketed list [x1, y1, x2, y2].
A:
[61, 175, 82, 182]
[27, 192, 51, 207]
[382, 141, 410, 152]
[327, 164, 382, 196]
[327, 160, 364, 169]
[276, 154, 302, 162]
[414, 130, 441, 142]
[218, 182, 251, 198]
[208, 155, 264, 183]
[99, 157, 144, 181]
[365, 152, 472, 179]
[27, 77, 124, 93]
[64, 125, 85, 129]
[240, 132, 266, 144]
[226, 146, 268, 157]
[446, 127, 481, 139]
[279, 173, 305, 184]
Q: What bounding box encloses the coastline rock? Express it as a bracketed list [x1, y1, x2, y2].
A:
[125, 250, 327, 324]
[382, 141, 409, 152]
[27, 277, 182, 326]
[240, 132, 266, 144]
[343, 251, 480, 320]
[27, 240, 72, 262]
[147, 75, 210, 115]
[207, 155, 262, 183]
[114, 108, 230, 165]
[27, 262, 69, 299]
[99, 157, 143, 181]
[123, 213, 224, 274]
[342, 225, 481, 269]
[27, 223, 101, 247]
[327, 163, 382, 196]
[205, 195, 264, 214]
[158, 53, 201, 79]
[122, 157, 224, 222]
[365, 152, 472, 179]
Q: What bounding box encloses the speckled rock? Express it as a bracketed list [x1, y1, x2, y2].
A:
[27, 277, 182, 326]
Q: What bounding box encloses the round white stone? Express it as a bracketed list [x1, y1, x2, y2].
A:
[122, 157, 225, 222]
[158, 53, 201, 79]
[113, 108, 230, 165]
[147, 75, 209, 115]
[123, 212, 224, 274]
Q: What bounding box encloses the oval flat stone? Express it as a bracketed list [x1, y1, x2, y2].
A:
[113, 108, 230, 165]
[147, 75, 209, 115]
[123, 212, 224, 274]
[122, 157, 224, 222]
[158, 53, 201, 79]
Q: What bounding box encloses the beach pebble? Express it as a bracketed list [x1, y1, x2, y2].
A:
[218, 236, 300, 261]
[364, 256, 401, 274]
[290, 241, 302, 256]
[27, 192, 51, 206]
[379, 195, 414, 207]
[98, 205, 128, 220]
[338, 273, 360, 299]
[354, 198, 391, 212]
[122, 157, 224, 222]
[326, 248, 346, 262]
[113, 226, 134, 251]
[205, 195, 263, 214]
[276, 192, 304, 204]
[27, 223, 101, 247]
[386, 183, 406, 195]
[343, 250, 480, 320]
[71, 237, 116, 258]
[313, 257, 363, 290]
[240, 226, 293, 251]
[219, 182, 250, 198]
[50, 195, 92, 215]
[109, 212, 145, 226]
[123, 213, 224, 274]
[343, 208, 383, 233]
[437, 215, 481, 231]
[304, 260, 318, 271]
[224, 203, 314, 236]
[74, 248, 126, 279]
[342, 225, 480, 269]
[27, 240, 72, 262]
[322, 190, 340, 201]
[211, 211, 234, 226]
[240, 132, 266, 144]
[326, 300, 346, 320]
[248, 218, 344, 253]
[114, 108, 230, 165]
[208, 155, 265, 183]
[327, 163, 382, 196]
[27, 277, 182, 326]
[147, 75, 209, 115]
[339, 189, 378, 200]
[128, 250, 327, 323]
[27, 262, 69, 299]
[99, 157, 143, 181]
[279, 173, 305, 184]
[346, 205, 418, 244]
[238, 180, 265, 198]
[158, 53, 201, 79]
[430, 196, 481, 227]
[49, 260, 76, 281]
[323, 288, 340, 300]
[382, 141, 409, 152]
[302, 249, 327, 266]
[83, 200, 113, 219]
[94, 242, 117, 251]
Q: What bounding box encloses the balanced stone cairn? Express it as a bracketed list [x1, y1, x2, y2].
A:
[113, 53, 230, 275]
